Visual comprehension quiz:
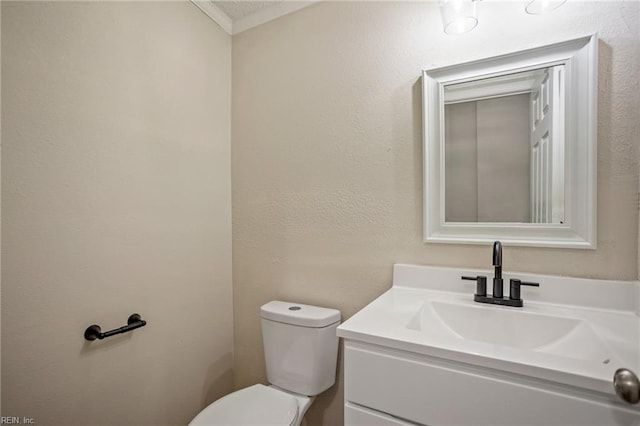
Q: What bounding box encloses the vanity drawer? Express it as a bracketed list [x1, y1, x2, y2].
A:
[345, 402, 419, 426]
[344, 341, 640, 426]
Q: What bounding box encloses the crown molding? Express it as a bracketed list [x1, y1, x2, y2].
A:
[192, 0, 233, 35]
[191, 1, 320, 36]
[232, 1, 320, 35]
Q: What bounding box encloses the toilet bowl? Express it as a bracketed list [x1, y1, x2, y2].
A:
[189, 301, 340, 426]
[189, 384, 313, 426]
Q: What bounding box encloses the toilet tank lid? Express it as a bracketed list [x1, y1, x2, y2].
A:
[261, 301, 341, 328]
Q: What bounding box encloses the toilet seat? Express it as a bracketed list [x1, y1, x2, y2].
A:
[189, 384, 299, 426]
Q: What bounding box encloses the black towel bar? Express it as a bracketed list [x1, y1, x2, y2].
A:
[84, 313, 147, 341]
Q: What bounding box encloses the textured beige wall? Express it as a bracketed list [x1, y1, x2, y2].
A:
[232, 2, 639, 425]
[2, 2, 232, 425]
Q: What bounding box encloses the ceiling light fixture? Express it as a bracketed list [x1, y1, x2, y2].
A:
[439, 0, 480, 35]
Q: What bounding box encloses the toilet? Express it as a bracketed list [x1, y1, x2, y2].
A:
[189, 301, 341, 426]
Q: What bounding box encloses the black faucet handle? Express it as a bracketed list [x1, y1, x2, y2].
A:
[509, 278, 540, 302]
[462, 275, 487, 297]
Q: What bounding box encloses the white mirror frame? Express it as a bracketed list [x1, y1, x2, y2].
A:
[423, 35, 597, 249]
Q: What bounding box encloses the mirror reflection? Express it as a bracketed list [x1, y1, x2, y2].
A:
[444, 66, 565, 224]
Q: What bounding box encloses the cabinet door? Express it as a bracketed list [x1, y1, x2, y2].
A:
[345, 342, 640, 426]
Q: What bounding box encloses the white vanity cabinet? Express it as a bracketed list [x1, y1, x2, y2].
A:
[337, 264, 640, 426]
[343, 341, 640, 426]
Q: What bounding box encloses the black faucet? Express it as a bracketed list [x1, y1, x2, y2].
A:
[461, 240, 540, 308]
[492, 241, 503, 299]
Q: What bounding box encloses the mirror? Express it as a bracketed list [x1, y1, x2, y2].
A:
[423, 35, 597, 248]
[444, 66, 565, 224]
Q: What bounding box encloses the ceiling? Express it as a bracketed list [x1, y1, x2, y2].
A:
[193, 0, 318, 35]
[213, 1, 282, 21]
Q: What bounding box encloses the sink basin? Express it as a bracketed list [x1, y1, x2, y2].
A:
[408, 299, 613, 362]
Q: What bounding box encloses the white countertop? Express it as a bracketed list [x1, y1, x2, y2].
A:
[337, 264, 640, 396]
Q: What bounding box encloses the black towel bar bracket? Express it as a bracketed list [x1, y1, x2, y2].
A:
[84, 314, 147, 341]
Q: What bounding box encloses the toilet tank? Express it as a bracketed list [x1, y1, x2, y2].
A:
[260, 301, 341, 396]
